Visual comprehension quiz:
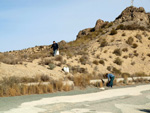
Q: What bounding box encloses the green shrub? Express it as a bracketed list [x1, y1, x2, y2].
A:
[48, 63, 56, 70]
[110, 28, 117, 35]
[99, 60, 105, 65]
[100, 39, 108, 47]
[131, 61, 135, 65]
[122, 48, 128, 52]
[114, 57, 123, 65]
[123, 55, 128, 59]
[112, 67, 122, 75]
[107, 66, 112, 71]
[118, 24, 146, 30]
[116, 24, 124, 30]
[55, 55, 63, 62]
[93, 60, 99, 65]
[121, 73, 130, 78]
[73, 75, 90, 87]
[107, 22, 113, 27]
[126, 37, 134, 45]
[40, 75, 50, 82]
[134, 72, 148, 77]
[79, 56, 88, 65]
[134, 53, 139, 57]
[122, 33, 126, 36]
[113, 49, 122, 56]
[147, 53, 150, 57]
[135, 34, 142, 40]
[39, 58, 52, 65]
[101, 22, 109, 28]
[142, 31, 148, 37]
[132, 43, 138, 48]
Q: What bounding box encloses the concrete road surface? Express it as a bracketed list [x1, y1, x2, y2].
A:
[0, 84, 150, 113]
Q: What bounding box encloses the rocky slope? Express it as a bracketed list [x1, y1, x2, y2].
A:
[0, 6, 150, 80]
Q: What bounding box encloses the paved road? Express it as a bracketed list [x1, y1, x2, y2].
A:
[0, 84, 150, 113]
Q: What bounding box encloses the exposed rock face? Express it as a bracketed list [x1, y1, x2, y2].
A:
[95, 19, 104, 31]
[76, 28, 91, 39]
[76, 6, 150, 40]
[115, 6, 150, 27]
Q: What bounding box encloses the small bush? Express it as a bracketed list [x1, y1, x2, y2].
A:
[48, 63, 56, 70]
[54, 80, 63, 91]
[132, 43, 138, 48]
[100, 39, 108, 47]
[63, 84, 72, 91]
[126, 37, 134, 45]
[131, 61, 135, 65]
[73, 75, 90, 88]
[112, 67, 122, 75]
[117, 24, 146, 30]
[39, 58, 52, 65]
[114, 57, 123, 65]
[40, 75, 50, 82]
[93, 60, 99, 65]
[113, 49, 122, 56]
[55, 55, 63, 62]
[122, 48, 128, 52]
[147, 53, 150, 57]
[134, 72, 148, 77]
[135, 34, 142, 40]
[70, 66, 87, 74]
[123, 55, 128, 59]
[107, 22, 113, 27]
[110, 28, 117, 35]
[116, 24, 124, 30]
[122, 33, 126, 36]
[107, 66, 112, 71]
[99, 60, 105, 65]
[142, 31, 148, 37]
[79, 56, 88, 65]
[133, 53, 139, 57]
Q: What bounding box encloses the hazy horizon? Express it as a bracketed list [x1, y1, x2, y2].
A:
[0, 0, 150, 52]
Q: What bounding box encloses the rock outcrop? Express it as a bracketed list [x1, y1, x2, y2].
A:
[76, 28, 92, 39]
[114, 6, 150, 27]
[95, 19, 105, 31]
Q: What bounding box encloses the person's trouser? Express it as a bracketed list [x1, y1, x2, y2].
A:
[109, 76, 115, 87]
[53, 49, 57, 56]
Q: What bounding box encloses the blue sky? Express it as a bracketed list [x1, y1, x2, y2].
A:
[0, 0, 150, 52]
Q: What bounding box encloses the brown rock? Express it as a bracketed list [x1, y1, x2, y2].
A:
[115, 6, 149, 28]
[76, 28, 91, 39]
[95, 19, 104, 31]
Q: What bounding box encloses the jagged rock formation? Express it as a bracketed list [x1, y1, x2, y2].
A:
[76, 28, 92, 39]
[95, 19, 105, 31]
[77, 6, 150, 40]
[1, 6, 150, 80]
[114, 6, 150, 27]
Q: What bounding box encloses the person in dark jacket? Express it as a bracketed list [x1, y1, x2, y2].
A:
[51, 41, 59, 56]
[105, 73, 115, 88]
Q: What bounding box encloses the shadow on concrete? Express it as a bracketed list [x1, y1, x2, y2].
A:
[139, 109, 150, 113]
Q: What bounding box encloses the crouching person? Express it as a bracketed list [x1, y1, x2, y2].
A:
[105, 73, 115, 88]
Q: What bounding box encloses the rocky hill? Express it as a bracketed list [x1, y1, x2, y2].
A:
[0, 6, 150, 80]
